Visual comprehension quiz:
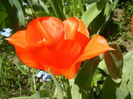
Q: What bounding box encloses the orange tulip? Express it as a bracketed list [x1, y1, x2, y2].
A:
[7, 17, 113, 79]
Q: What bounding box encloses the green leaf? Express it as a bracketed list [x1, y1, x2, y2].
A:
[49, 70, 64, 99]
[71, 84, 82, 99]
[12, 0, 25, 26]
[15, 64, 29, 75]
[9, 97, 30, 99]
[73, 57, 100, 98]
[103, 76, 117, 99]
[39, 0, 49, 14]
[117, 50, 133, 99]
[104, 43, 123, 83]
[0, 55, 3, 66]
[127, 73, 133, 99]
[49, 0, 65, 20]
[98, 59, 109, 75]
[0, 11, 8, 25]
[72, 0, 84, 18]
[112, 0, 119, 11]
[0, 0, 8, 26]
[92, 70, 102, 88]
[40, 89, 51, 98]
[30, 92, 40, 99]
[25, 8, 33, 15]
[89, 1, 112, 34]
[75, 57, 100, 90]
[81, 0, 106, 27]
[88, 0, 119, 34]
[116, 75, 130, 99]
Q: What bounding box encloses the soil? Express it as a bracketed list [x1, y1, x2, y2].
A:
[111, 8, 133, 54]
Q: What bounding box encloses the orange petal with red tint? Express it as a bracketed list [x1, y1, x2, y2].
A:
[63, 18, 89, 50]
[75, 32, 90, 50]
[77, 19, 89, 38]
[44, 62, 81, 79]
[26, 19, 47, 46]
[15, 46, 44, 70]
[63, 17, 79, 39]
[77, 35, 113, 62]
[54, 40, 81, 69]
[64, 62, 81, 79]
[6, 30, 44, 69]
[32, 40, 81, 72]
[38, 17, 64, 43]
[26, 17, 64, 46]
[6, 30, 27, 49]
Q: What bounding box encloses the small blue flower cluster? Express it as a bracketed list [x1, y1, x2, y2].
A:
[0, 28, 12, 37]
[36, 70, 51, 82]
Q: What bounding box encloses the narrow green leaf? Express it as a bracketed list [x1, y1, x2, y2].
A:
[71, 84, 82, 99]
[81, 0, 106, 27]
[0, 1, 8, 25]
[89, 0, 119, 34]
[12, 0, 25, 26]
[49, 70, 64, 99]
[112, 0, 119, 11]
[104, 43, 123, 83]
[0, 11, 8, 25]
[15, 64, 28, 75]
[0, 55, 3, 66]
[49, 0, 65, 20]
[39, 0, 49, 14]
[61, 78, 72, 99]
[88, 0, 112, 34]
[8, 0, 14, 7]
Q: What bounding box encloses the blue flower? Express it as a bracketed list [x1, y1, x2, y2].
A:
[36, 71, 46, 78]
[23, 2, 28, 6]
[42, 73, 51, 82]
[0, 28, 12, 37]
[36, 70, 51, 82]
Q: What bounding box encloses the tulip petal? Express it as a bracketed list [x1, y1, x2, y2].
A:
[38, 17, 64, 43]
[64, 62, 81, 79]
[54, 40, 81, 68]
[75, 32, 90, 50]
[15, 46, 44, 69]
[26, 19, 47, 45]
[63, 18, 89, 50]
[26, 17, 64, 45]
[63, 17, 79, 39]
[32, 40, 81, 71]
[77, 35, 113, 62]
[77, 19, 89, 38]
[45, 62, 81, 79]
[7, 30, 45, 69]
[6, 30, 27, 49]
[6, 30, 43, 69]
[76, 19, 90, 50]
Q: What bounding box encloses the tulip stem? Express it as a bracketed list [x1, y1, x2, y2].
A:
[49, 69, 64, 99]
